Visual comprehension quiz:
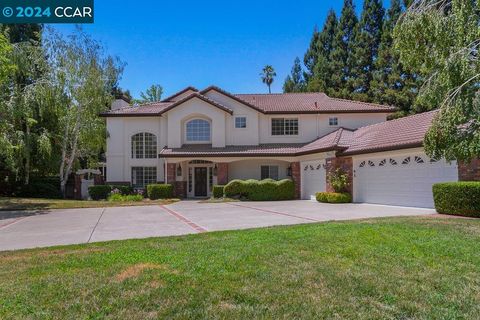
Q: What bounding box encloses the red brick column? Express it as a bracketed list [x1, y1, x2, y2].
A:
[325, 157, 353, 194]
[217, 163, 228, 185]
[290, 162, 301, 199]
[458, 159, 480, 181]
[166, 163, 176, 184]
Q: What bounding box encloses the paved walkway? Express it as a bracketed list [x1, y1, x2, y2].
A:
[0, 201, 436, 251]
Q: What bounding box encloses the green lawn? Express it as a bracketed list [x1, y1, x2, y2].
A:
[0, 197, 178, 211]
[1, 216, 479, 319]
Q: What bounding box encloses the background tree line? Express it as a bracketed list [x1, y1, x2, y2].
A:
[284, 0, 421, 117]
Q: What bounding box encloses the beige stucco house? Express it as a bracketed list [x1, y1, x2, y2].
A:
[100, 85, 475, 208]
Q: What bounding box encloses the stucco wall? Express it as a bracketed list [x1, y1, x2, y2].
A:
[228, 159, 290, 180]
[106, 117, 165, 183]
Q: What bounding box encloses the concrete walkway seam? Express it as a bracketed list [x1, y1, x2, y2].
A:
[228, 203, 321, 222]
[87, 208, 106, 243]
[159, 205, 207, 233]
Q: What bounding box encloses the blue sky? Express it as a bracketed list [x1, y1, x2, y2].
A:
[54, 0, 390, 99]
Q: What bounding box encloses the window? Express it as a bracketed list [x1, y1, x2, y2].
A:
[329, 117, 338, 126]
[131, 133, 157, 159]
[261, 165, 279, 180]
[186, 119, 211, 142]
[131, 167, 157, 188]
[235, 116, 247, 128]
[271, 118, 298, 135]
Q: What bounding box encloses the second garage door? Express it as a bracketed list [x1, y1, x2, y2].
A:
[353, 152, 458, 208]
[301, 160, 326, 200]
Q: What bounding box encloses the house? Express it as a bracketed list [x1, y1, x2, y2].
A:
[100, 85, 477, 208]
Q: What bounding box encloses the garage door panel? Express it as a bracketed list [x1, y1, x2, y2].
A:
[354, 153, 458, 208]
[301, 160, 326, 200]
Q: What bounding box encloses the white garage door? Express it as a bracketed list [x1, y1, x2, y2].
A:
[354, 152, 458, 208]
[301, 160, 326, 200]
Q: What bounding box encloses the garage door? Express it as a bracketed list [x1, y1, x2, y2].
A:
[354, 153, 458, 208]
[301, 160, 326, 200]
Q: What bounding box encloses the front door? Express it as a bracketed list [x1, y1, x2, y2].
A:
[194, 167, 208, 197]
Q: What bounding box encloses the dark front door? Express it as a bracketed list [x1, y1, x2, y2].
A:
[194, 167, 208, 197]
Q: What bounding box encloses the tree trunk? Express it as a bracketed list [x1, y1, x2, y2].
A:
[268, 84, 271, 94]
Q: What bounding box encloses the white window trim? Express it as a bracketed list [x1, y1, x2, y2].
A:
[184, 118, 212, 144]
[234, 115, 247, 129]
[329, 117, 339, 127]
[131, 132, 157, 159]
[261, 165, 279, 180]
[270, 117, 299, 136]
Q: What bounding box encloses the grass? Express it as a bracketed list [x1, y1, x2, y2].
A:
[1, 216, 480, 319]
[0, 197, 178, 211]
[199, 197, 240, 203]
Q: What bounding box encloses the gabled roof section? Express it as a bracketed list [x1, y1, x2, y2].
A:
[340, 110, 438, 156]
[99, 101, 174, 117]
[200, 85, 265, 113]
[158, 92, 233, 115]
[161, 86, 199, 102]
[234, 92, 396, 114]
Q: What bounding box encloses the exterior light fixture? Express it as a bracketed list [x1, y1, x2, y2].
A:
[213, 164, 218, 176]
[176, 164, 182, 176]
[287, 165, 292, 177]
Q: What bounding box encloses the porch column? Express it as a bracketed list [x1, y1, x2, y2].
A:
[166, 163, 176, 184]
[290, 162, 301, 199]
[217, 163, 229, 185]
[166, 163, 186, 198]
[325, 156, 353, 194]
[458, 158, 480, 181]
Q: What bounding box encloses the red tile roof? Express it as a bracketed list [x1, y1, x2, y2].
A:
[340, 110, 438, 155]
[234, 93, 395, 114]
[101, 85, 395, 116]
[159, 111, 438, 157]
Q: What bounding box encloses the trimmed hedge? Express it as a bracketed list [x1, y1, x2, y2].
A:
[212, 185, 225, 198]
[17, 182, 62, 199]
[224, 179, 295, 201]
[433, 182, 480, 217]
[147, 184, 173, 200]
[110, 185, 133, 195]
[316, 192, 352, 203]
[108, 194, 143, 202]
[89, 185, 112, 200]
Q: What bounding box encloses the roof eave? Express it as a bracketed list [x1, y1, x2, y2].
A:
[338, 141, 424, 157]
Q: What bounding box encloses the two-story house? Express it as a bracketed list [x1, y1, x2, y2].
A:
[100, 85, 471, 208]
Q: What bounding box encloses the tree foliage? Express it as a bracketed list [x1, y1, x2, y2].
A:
[394, 0, 480, 161]
[260, 65, 276, 93]
[138, 84, 163, 103]
[283, 57, 305, 93]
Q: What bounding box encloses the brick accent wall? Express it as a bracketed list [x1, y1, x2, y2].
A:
[166, 163, 186, 198]
[174, 181, 187, 198]
[166, 163, 176, 184]
[290, 162, 301, 199]
[458, 159, 480, 181]
[217, 163, 228, 185]
[325, 157, 353, 194]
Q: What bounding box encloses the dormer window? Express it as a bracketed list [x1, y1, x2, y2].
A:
[186, 119, 211, 142]
[329, 117, 338, 126]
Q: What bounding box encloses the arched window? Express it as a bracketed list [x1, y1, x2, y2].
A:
[186, 119, 211, 142]
[131, 132, 157, 159]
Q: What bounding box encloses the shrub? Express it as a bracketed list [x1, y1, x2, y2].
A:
[17, 182, 62, 199]
[327, 168, 350, 193]
[224, 179, 295, 201]
[212, 185, 225, 198]
[109, 185, 133, 195]
[224, 180, 247, 198]
[108, 194, 143, 202]
[433, 182, 480, 217]
[316, 192, 352, 203]
[88, 185, 112, 200]
[147, 184, 173, 200]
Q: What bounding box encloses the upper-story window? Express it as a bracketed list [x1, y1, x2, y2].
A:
[329, 117, 339, 126]
[271, 118, 298, 135]
[235, 116, 247, 129]
[186, 119, 211, 142]
[131, 132, 157, 159]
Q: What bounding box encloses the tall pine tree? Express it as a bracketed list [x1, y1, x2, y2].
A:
[328, 0, 358, 98]
[303, 27, 320, 82]
[370, 0, 418, 116]
[283, 57, 305, 93]
[348, 0, 384, 102]
[306, 10, 337, 92]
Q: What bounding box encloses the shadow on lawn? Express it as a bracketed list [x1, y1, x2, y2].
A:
[0, 199, 51, 219]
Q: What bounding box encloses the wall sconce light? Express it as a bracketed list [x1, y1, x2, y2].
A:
[176, 164, 182, 176]
[213, 164, 218, 176]
[287, 165, 292, 177]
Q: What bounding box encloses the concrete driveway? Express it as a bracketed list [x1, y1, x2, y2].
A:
[0, 200, 436, 251]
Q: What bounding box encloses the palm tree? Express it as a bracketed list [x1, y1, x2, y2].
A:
[260, 65, 276, 93]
